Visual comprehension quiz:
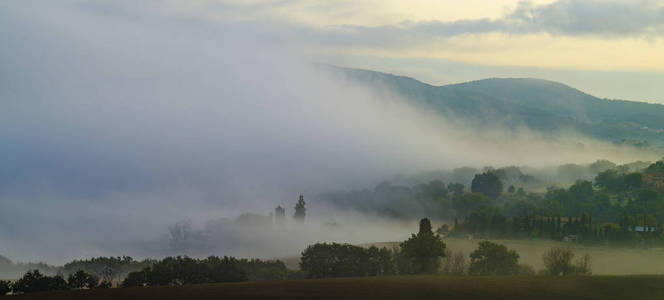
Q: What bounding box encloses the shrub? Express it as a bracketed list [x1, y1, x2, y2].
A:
[300, 243, 394, 278]
[122, 269, 148, 287]
[574, 253, 592, 276]
[441, 250, 467, 275]
[468, 241, 519, 275]
[542, 247, 575, 276]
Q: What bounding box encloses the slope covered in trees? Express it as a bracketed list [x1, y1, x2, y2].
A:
[325, 65, 664, 147]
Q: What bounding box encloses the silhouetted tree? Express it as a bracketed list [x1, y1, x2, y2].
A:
[468, 241, 519, 275]
[121, 269, 147, 287]
[400, 218, 446, 273]
[471, 172, 503, 199]
[67, 270, 99, 289]
[12, 270, 67, 293]
[121, 256, 250, 287]
[294, 194, 306, 222]
[0, 280, 10, 296]
[419, 218, 433, 234]
[300, 243, 392, 278]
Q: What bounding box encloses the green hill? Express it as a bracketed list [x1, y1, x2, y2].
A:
[326, 66, 664, 147]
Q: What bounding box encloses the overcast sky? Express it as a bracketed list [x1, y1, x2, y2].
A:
[1, 0, 663, 264]
[4, 1, 664, 101]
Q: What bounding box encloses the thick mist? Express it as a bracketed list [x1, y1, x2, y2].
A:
[0, 1, 661, 265]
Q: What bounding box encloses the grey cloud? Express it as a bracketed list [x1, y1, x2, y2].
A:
[338, 0, 664, 46]
[66, 0, 664, 51]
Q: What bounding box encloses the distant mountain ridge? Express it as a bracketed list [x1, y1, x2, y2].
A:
[323, 65, 664, 147]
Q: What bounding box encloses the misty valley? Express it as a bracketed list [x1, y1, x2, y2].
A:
[4, 158, 664, 298]
[4, 1, 664, 299]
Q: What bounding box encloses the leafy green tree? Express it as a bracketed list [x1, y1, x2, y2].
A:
[471, 172, 503, 199]
[452, 193, 493, 217]
[468, 241, 519, 275]
[595, 169, 621, 192]
[624, 173, 642, 189]
[400, 218, 446, 273]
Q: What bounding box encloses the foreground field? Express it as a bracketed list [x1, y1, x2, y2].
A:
[13, 275, 664, 300]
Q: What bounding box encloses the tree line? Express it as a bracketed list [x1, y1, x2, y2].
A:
[1, 218, 593, 296]
[298, 218, 591, 278]
[449, 160, 664, 247]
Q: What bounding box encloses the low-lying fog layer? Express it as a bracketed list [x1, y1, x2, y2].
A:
[1, 2, 661, 265]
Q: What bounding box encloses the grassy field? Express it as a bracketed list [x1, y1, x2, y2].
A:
[368, 238, 664, 275]
[12, 275, 664, 300]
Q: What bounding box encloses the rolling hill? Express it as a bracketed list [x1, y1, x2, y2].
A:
[324, 66, 664, 147]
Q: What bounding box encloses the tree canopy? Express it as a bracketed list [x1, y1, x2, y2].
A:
[400, 218, 447, 273]
[468, 241, 519, 275]
[471, 172, 503, 199]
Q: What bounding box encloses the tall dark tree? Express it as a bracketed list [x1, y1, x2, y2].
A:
[471, 172, 503, 199]
[400, 218, 446, 273]
[419, 218, 433, 234]
[294, 194, 306, 222]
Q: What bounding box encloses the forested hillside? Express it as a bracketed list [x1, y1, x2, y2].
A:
[326, 66, 664, 147]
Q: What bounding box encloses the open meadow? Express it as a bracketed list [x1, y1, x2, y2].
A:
[12, 275, 664, 300]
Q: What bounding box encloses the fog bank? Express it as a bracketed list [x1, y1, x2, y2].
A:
[0, 1, 660, 264]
